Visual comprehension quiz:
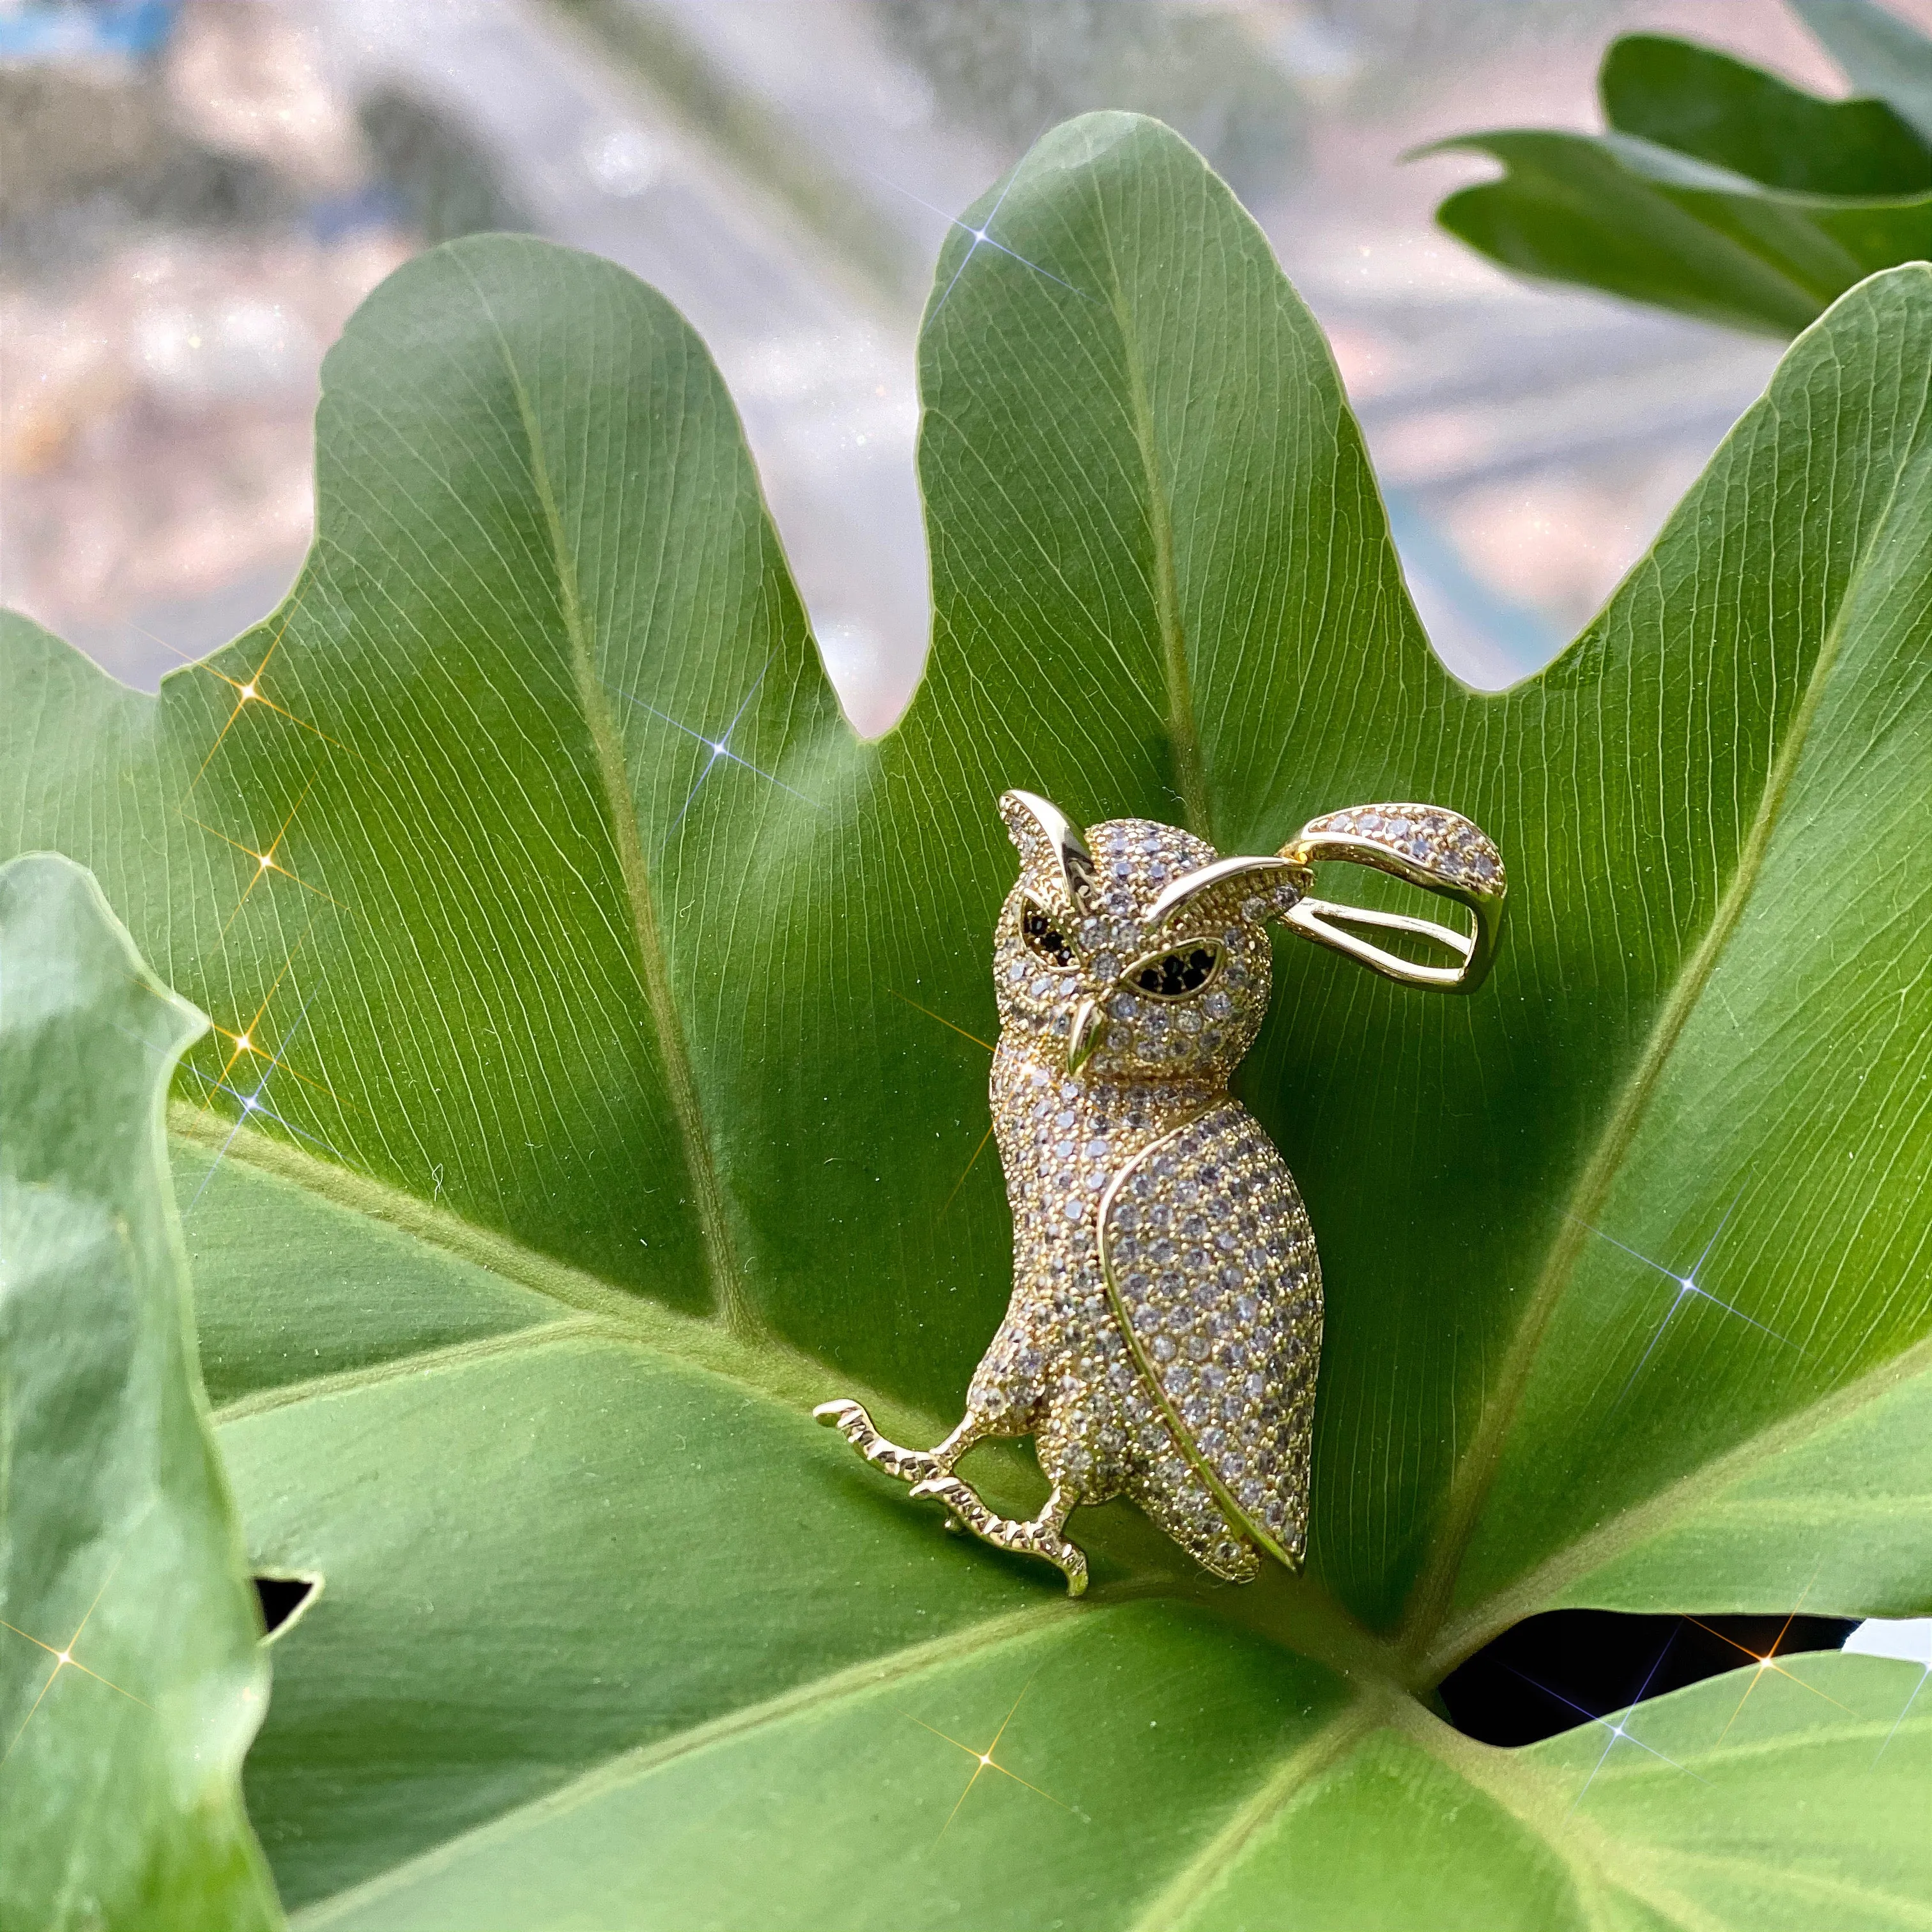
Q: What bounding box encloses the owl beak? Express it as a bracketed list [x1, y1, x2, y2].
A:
[1066, 996, 1107, 1075]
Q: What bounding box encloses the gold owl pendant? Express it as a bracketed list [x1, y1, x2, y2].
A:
[818, 790, 1505, 1595]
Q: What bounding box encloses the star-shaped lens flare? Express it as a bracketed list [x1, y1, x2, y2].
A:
[1, 1560, 150, 1765]
[197, 923, 316, 1100]
[602, 661, 818, 850]
[184, 778, 348, 943]
[181, 601, 344, 795]
[1570, 1191, 1795, 1409]
[907, 1676, 1075, 1839]
[1508, 1637, 1706, 1813]
[1692, 1596, 1857, 1745]
[879, 154, 1091, 323]
[185, 982, 337, 1213]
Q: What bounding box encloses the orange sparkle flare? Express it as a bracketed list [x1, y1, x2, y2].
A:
[907, 1676, 1071, 1840]
[886, 987, 995, 1054]
[183, 596, 348, 795]
[1690, 1598, 1856, 1744]
[0, 1560, 150, 1765]
[203, 924, 313, 1100]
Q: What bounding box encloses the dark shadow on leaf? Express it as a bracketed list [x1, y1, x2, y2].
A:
[1439, 1607, 1856, 1746]
[253, 1573, 320, 1642]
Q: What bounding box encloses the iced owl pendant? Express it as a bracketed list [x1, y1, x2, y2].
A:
[817, 790, 1506, 1595]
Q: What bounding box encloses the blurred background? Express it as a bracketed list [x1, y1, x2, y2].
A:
[3, 0, 1921, 732]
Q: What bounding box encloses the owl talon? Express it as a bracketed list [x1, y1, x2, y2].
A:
[909, 1475, 1089, 1598]
[812, 1399, 943, 1484]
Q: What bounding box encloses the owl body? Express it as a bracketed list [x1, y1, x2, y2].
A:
[818, 790, 1503, 1594]
[970, 815, 1322, 1581]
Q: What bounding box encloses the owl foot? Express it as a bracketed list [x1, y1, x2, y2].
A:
[812, 1399, 944, 1484]
[909, 1475, 1089, 1598]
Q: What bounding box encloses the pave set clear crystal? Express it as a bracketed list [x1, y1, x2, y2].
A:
[816, 789, 1503, 1596]
[1300, 802, 1501, 891]
[968, 813, 1318, 1581]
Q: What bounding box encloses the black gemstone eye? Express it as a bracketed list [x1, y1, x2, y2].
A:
[1021, 898, 1077, 968]
[1127, 940, 1223, 1000]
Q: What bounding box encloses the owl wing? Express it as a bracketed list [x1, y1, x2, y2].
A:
[1098, 1098, 1322, 1567]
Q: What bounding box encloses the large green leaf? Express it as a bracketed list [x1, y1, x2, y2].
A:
[1429, 27, 1932, 336]
[4, 113, 1930, 1924]
[0, 854, 280, 1931]
[1796, 0, 1932, 143]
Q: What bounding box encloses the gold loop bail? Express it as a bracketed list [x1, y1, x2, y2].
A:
[1279, 802, 1506, 993]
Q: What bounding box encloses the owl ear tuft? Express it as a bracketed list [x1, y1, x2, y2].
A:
[998, 790, 1100, 915]
[1145, 855, 1303, 930]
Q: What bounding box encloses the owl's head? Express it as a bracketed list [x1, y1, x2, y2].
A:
[995, 788, 1506, 1080]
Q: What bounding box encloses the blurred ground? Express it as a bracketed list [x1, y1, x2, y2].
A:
[4, 0, 1924, 728]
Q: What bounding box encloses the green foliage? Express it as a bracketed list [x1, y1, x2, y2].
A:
[4, 114, 1930, 1926]
[0, 855, 280, 1932]
[1429, 4, 1932, 335]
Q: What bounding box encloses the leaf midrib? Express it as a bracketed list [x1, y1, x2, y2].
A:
[456, 252, 753, 1339]
[289, 1597, 1088, 1929]
[1397, 1703, 1734, 1932]
[1420, 1319, 1932, 1679]
[180, 1103, 1397, 1666]
[189, 1100, 1431, 1917]
[1401, 374, 1932, 1662]
[1101, 224, 1209, 841]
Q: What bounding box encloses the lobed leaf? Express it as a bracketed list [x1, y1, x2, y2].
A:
[4, 112, 1930, 1926]
[0, 854, 280, 1931]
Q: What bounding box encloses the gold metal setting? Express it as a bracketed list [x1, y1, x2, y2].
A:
[818, 790, 1507, 1593]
